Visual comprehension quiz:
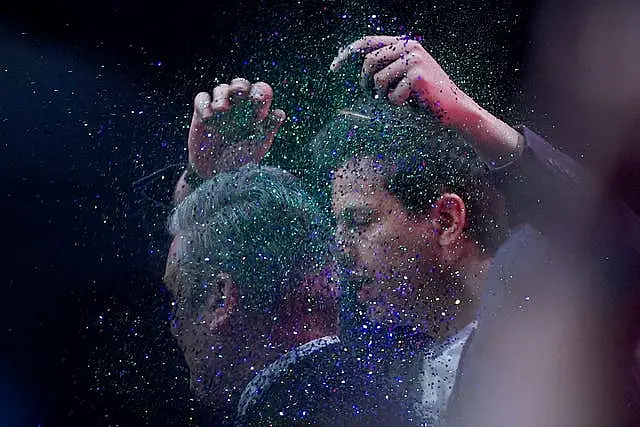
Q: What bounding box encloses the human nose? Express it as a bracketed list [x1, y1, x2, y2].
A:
[335, 222, 357, 267]
[168, 296, 189, 340]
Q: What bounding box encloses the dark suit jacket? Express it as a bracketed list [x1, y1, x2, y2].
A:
[489, 127, 640, 297]
[445, 127, 640, 426]
[236, 335, 420, 426]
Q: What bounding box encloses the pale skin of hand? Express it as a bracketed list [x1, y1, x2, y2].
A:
[330, 35, 524, 167]
[173, 78, 286, 204]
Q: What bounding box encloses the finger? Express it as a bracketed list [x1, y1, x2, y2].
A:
[387, 77, 413, 106]
[372, 57, 410, 97]
[249, 82, 274, 122]
[189, 92, 220, 178]
[330, 35, 407, 71]
[265, 109, 286, 134]
[188, 110, 217, 178]
[211, 84, 231, 112]
[172, 169, 192, 205]
[194, 91, 214, 121]
[257, 109, 286, 158]
[360, 43, 406, 88]
[229, 77, 251, 103]
[189, 92, 214, 174]
[332, 35, 403, 70]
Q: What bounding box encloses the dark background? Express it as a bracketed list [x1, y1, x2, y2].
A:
[1, 0, 612, 425]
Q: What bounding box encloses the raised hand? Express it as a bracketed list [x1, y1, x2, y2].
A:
[188, 78, 286, 179]
[330, 36, 523, 167]
[330, 35, 469, 125]
[173, 78, 286, 204]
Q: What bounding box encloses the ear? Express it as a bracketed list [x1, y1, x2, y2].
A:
[430, 193, 467, 248]
[206, 272, 240, 331]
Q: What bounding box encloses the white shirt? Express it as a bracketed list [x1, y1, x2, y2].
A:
[415, 321, 478, 426]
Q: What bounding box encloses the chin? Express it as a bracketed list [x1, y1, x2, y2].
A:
[362, 301, 407, 327]
[188, 361, 245, 411]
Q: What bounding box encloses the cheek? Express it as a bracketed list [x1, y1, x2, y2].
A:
[177, 323, 221, 371]
[376, 227, 428, 276]
[170, 310, 193, 351]
[353, 229, 400, 275]
[355, 229, 386, 263]
[372, 224, 405, 257]
[171, 308, 205, 353]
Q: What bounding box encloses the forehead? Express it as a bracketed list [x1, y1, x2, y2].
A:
[164, 234, 188, 295]
[331, 158, 399, 212]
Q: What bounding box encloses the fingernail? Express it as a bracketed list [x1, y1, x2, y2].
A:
[198, 102, 213, 119]
[250, 92, 265, 102]
[273, 112, 285, 123]
[212, 97, 225, 108]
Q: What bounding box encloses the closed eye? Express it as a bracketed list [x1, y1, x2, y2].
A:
[340, 207, 375, 228]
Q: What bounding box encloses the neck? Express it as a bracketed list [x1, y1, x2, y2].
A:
[429, 244, 492, 340]
[272, 297, 340, 350]
[455, 252, 492, 326]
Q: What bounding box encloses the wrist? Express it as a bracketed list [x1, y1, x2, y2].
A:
[451, 104, 524, 167]
[184, 163, 207, 189]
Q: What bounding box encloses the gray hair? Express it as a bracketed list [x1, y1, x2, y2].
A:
[168, 165, 332, 312]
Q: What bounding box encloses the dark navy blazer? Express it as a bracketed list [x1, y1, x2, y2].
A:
[445, 128, 640, 426]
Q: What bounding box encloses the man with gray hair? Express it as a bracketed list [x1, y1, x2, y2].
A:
[163, 79, 341, 425]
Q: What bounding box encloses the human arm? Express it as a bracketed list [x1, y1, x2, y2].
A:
[329, 36, 640, 240]
[330, 35, 524, 168]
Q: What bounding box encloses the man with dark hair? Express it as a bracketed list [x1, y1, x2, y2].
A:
[321, 106, 510, 425]
[328, 35, 640, 426]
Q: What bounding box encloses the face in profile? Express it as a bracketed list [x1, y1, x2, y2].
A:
[162, 164, 345, 419]
[163, 234, 252, 412]
[163, 233, 343, 412]
[331, 158, 442, 328]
